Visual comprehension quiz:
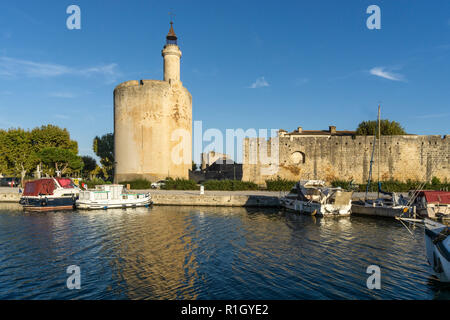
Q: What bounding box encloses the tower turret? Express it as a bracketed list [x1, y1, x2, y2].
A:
[162, 22, 182, 83]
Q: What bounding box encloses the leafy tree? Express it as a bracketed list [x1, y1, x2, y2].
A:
[192, 161, 198, 171]
[31, 124, 78, 153]
[39, 147, 83, 176]
[81, 156, 97, 179]
[93, 133, 114, 180]
[0, 129, 8, 175]
[356, 120, 406, 136]
[2, 129, 38, 185]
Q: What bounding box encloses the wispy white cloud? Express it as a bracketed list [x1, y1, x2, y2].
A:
[0, 56, 120, 81]
[249, 76, 269, 89]
[369, 67, 405, 81]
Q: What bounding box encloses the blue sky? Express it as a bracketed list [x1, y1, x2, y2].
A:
[0, 0, 449, 161]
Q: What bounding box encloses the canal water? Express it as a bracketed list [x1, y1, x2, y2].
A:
[0, 205, 448, 300]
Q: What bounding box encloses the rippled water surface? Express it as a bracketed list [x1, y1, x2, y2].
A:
[0, 204, 449, 300]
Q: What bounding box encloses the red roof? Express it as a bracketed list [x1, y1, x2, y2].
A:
[23, 179, 56, 196]
[418, 191, 450, 205]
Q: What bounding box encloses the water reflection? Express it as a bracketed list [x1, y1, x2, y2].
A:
[0, 205, 448, 299]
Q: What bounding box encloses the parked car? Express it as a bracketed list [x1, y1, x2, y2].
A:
[0, 177, 20, 187]
[151, 180, 167, 189]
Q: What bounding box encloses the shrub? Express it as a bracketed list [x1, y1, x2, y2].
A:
[161, 178, 198, 190]
[202, 179, 258, 191]
[265, 177, 297, 191]
[119, 178, 152, 189]
[331, 179, 450, 192]
[86, 178, 111, 189]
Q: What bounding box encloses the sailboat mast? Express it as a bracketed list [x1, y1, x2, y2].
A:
[377, 105, 381, 199]
[365, 106, 378, 202]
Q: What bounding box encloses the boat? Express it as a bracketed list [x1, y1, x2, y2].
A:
[76, 184, 152, 210]
[280, 180, 353, 216]
[410, 190, 450, 219]
[19, 178, 80, 212]
[424, 218, 450, 282]
[351, 105, 411, 218]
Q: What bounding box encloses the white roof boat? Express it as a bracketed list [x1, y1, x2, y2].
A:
[280, 180, 353, 216]
[424, 219, 450, 282]
[76, 184, 152, 210]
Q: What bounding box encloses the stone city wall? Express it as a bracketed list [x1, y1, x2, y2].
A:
[243, 134, 449, 185]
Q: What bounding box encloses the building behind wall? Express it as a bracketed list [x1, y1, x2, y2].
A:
[190, 152, 243, 183]
[243, 126, 450, 185]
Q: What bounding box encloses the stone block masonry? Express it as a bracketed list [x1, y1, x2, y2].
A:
[243, 132, 449, 185]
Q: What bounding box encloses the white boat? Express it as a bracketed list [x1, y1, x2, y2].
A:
[280, 180, 353, 216]
[76, 184, 152, 210]
[424, 219, 450, 282]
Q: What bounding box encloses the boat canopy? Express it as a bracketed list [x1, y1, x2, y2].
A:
[56, 178, 75, 189]
[418, 191, 450, 205]
[23, 179, 56, 196]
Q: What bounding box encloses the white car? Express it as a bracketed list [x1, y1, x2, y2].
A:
[151, 180, 166, 189]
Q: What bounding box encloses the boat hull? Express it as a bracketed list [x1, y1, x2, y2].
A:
[19, 196, 76, 212]
[424, 219, 450, 282]
[280, 198, 351, 216]
[351, 204, 408, 218]
[76, 198, 152, 210]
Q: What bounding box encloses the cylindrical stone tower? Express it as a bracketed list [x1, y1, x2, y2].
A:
[162, 22, 181, 83]
[114, 22, 192, 183]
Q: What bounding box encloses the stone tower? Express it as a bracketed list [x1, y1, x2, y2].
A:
[114, 22, 192, 183]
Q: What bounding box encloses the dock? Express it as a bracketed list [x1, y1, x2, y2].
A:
[0, 188, 417, 218]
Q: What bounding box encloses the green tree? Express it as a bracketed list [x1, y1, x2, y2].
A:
[93, 133, 114, 180]
[192, 161, 198, 171]
[0, 129, 9, 175]
[38, 147, 83, 177]
[81, 156, 97, 179]
[356, 120, 406, 136]
[2, 129, 38, 185]
[31, 124, 78, 154]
